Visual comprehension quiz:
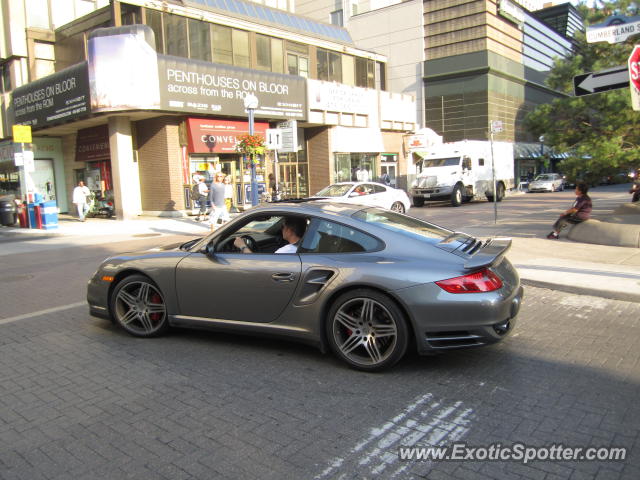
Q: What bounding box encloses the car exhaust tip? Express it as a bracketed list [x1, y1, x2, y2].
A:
[493, 320, 511, 336]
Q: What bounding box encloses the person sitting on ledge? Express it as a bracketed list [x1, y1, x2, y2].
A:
[547, 182, 592, 240]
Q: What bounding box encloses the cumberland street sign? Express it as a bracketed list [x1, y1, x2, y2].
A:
[574, 66, 630, 96]
[587, 15, 640, 44]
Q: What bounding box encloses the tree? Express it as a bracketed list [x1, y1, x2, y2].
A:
[524, 0, 640, 184]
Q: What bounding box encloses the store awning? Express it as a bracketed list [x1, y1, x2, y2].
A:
[514, 142, 569, 159]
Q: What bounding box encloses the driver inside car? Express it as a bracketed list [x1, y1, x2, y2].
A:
[234, 216, 307, 254]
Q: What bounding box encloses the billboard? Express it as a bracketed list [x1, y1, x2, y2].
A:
[12, 62, 90, 128]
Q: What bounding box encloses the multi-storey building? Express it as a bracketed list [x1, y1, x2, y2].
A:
[1, 0, 415, 218]
[296, 0, 584, 178]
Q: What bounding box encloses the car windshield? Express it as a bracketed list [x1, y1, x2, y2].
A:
[422, 157, 460, 168]
[352, 208, 451, 242]
[314, 184, 354, 197]
[535, 175, 552, 181]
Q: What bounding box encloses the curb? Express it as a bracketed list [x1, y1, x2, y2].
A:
[521, 278, 640, 303]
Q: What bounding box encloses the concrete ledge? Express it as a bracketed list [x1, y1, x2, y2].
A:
[568, 218, 640, 248]
[521, 278, 640, 303]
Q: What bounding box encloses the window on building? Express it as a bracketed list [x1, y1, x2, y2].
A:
[33, 41, 55, 80]
[355, 57, 375, 88]
[146, 8, 164, 54]
[164, 13, 188, 57]
[271, 38, 283, 73]
[256, 34, 271, 71]
[26, 0, 50, 28]
[286, 41, 309, 77]
[376, 61, 386, 90]
[318, 48, 343, 82]
[212, 24, 233, 64]
[1, 63, 12, 93]
[188, 18, 211, 61]
[342, 55, 355, 86]
[232, 29, 250, 68]
[330, 10, 344, 26]
[121, 5, 141, 25]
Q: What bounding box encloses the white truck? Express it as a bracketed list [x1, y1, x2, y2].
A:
[410, 140, 515, 207]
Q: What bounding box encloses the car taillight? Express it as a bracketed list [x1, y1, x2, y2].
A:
[436, 268, 503, 293]
[107, 202, 113, 206]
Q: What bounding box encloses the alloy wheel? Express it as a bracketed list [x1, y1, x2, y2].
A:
[331, 297, 399, 368]
[113, 278, 167, 336]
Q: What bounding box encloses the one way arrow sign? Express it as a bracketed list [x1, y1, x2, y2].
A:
[574, 66, 630, 96]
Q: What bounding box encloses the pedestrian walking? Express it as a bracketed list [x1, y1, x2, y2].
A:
[208, 172, 230, 231]
[194, 177, 209, 221]
[547, 182, 592, 239]
[72, 180, 91, 222]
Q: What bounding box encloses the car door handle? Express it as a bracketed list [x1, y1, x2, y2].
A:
[272, 273, 296, 282]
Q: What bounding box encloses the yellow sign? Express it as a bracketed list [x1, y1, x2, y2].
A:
[12, 125, 32, 144]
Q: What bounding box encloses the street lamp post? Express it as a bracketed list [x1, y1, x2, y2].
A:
[244, 93, 260, 207]
[539, 135, 545, 173]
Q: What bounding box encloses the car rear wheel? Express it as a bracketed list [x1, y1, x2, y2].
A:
[390, 201, 405, 214]
[110, 274, 169, 337]
[326, 289, 408, 371]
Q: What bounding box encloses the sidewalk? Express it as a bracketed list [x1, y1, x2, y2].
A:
[2, 211, 640, 303]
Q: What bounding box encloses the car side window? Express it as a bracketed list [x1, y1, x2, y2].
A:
[299, 219, 383, 254]
[372, 184, 386, 193]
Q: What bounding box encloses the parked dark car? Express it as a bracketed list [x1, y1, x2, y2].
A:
[88, 202, 522, 371]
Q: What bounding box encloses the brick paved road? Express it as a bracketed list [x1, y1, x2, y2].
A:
[1, 285, 639, 479]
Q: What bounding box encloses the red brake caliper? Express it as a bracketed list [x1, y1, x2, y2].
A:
[150, 293, 162, 321]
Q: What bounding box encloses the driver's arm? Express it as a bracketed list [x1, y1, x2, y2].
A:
[233, 237, 252, 253]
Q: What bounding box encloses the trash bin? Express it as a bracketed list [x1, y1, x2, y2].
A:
[0, 199, 16, 226]
[27, 203, 43, 229]
[40, 201, 58, 230]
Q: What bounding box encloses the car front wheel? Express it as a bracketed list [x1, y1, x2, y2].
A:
[326, 289, 408, 371]
[390, 201, 405, 213]
[110, 274, 169, 337]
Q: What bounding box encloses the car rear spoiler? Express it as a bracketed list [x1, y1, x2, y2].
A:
[464, 237, 512, 270]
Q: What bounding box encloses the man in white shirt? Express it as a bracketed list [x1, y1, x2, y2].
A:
[72, 181, 91, 221]
[234, 216, 306, 254]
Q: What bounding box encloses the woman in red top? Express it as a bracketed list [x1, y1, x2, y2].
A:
[547, 182, 592, 239]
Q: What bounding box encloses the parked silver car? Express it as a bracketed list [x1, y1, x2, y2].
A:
[88, 202, 523, 371]
[528, 173, 564, 192]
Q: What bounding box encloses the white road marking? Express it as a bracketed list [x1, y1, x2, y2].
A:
[315, 393, 474, 479]
[0, 302, 86, 326]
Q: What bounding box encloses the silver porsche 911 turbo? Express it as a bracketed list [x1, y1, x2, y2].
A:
[87, 202, 523, 371]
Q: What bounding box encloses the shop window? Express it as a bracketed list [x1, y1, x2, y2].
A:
[333, 153, 377, 183]
[376, 61, 386, 91]
[232, 29, 250, 68]
[164, 13, 188, 57]
[188, 18, 211, 62]
[146, 8, 164, 53]
[212, 25, 233, 64]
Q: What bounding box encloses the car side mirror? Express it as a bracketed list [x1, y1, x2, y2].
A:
[203, 241, 215, 256]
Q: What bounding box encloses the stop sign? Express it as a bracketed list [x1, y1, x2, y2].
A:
[630, 45, 640, 110]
